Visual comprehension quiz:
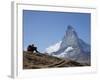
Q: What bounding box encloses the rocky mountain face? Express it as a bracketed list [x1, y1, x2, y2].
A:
[45, 25, 90, 65]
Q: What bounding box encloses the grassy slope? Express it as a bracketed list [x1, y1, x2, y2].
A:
[23, 51, 87, 69]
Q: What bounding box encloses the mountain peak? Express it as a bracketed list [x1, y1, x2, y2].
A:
[45, 25, 90, 65]
[67, 25, 74, 30]
[66, 25, 76, 35]
[60, 25, 79, 49]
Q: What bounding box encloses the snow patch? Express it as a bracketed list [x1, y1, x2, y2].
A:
[45, 41, 62, 53]
[64, 46, 73, 52]
[53, 47, 74, 58]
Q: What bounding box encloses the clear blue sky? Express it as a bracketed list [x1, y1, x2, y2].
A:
[23, 10, 91, 52]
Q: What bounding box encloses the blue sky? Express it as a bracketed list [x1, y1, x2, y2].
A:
[23, 10, 91, 52]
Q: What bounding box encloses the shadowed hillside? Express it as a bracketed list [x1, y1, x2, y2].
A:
[23, 51, 88, 69]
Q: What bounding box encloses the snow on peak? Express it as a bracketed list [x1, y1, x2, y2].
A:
[64, 46, 73, 52]
[45, 41, 62, 53]
[52, 46, 74, 58]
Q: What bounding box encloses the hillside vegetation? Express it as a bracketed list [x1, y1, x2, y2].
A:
[23, 51, 87, 69]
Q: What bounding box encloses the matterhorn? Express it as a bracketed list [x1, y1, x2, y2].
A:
[46, 25, 90, 65]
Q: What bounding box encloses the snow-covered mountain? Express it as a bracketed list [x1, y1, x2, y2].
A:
[45, 41, 62, 54]
[45, 25, 90, 65]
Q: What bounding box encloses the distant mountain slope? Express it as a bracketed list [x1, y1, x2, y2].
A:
[45, 25, 90, 65]
[23, 51, 89, 69]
